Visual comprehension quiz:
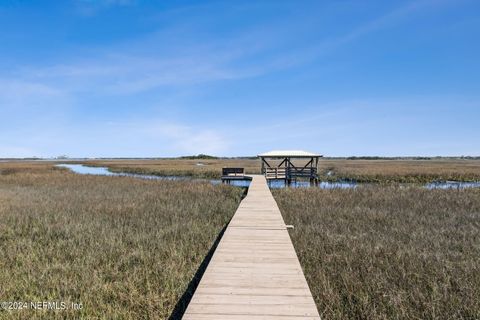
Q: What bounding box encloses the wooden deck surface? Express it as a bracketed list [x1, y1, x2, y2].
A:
[183, 175, 320, 320]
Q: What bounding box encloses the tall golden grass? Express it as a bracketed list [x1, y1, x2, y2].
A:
[273, 186, 480, 319]
[84, 159, 261, 179]
[321, 159, 480, 183]
[82, 158, 480, 183]
[2, 160, 480, 319]
[0, 165, 243, 319]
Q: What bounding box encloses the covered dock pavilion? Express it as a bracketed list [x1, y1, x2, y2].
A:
[258, 150, 322, 186]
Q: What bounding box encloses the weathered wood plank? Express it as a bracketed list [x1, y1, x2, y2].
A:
[182, 175, 320, 319]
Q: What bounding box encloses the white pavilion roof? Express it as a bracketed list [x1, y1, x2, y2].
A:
[257, 150, 322, 158]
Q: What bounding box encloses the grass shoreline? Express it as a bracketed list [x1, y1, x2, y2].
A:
[83, 159, 480, 183]
[3, 159, 480, 183]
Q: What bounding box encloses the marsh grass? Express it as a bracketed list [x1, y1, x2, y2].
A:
[84, 159, 261, 179]
[2, 160, 480, 319]
[273, 186, 480, 319]
[82, 158, 480, 183]
[321, 159, 480, 183]
[0, 166, 243, 319]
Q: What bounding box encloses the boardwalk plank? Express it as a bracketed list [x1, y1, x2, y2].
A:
[182, 175, 320, 320]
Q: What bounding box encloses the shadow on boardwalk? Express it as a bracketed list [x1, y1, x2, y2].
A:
[169, 187, 248, 319]
[168, 224, 227, 320]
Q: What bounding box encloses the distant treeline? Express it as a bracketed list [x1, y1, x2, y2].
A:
[347, 156, 432, 160]
[2, 155, 479, 161]
[178, 154, 258, 160]
[328, 156, 480, 160]
[179, 154, 218, 160]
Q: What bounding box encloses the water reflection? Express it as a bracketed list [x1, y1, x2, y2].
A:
[425, 181, 480, 190]
[267, 180, 357, 189]
[56, 164, 118, 176]
[57, 164, 480, 190]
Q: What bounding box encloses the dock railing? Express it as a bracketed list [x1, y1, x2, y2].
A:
[222, 167, 245, 177]
[263, 167, 317, 180]
[264, 167, 286, 179]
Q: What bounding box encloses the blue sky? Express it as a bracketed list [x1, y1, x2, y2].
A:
[1, 0, 479, 157]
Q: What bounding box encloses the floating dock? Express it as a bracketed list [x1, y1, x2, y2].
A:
[183, 175, 320, 319]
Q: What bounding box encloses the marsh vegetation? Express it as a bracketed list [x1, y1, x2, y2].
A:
[0, 163, 243, 319]
[1, 160, 480, 319]
[83, 158, 480, 183]
[83, 158, 261, 179]
[321, 159, 480, 183]
[274, 186, 480, 319]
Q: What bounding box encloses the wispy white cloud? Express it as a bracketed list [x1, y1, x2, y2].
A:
[218, 95, 480, 157]
[0, 93, 477, 157]
[0, 78, 70, 119]
[0, 115, 229, 158]
[1, 0, 477, 158]
[7, 0, 455, 98]
[0, 146, 38, 158]
[149, 123, 228, 155]
[68, 119, 229, 157]
[328, 0, 459, 45]
[0, 79, 62, 100]
[11, 33, 267, 95]
[262, 0, 462, 69]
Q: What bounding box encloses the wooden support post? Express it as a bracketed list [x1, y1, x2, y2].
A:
[285, 157, 289, 187]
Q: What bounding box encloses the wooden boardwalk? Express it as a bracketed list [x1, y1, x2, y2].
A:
[183, 175, 320, 320]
